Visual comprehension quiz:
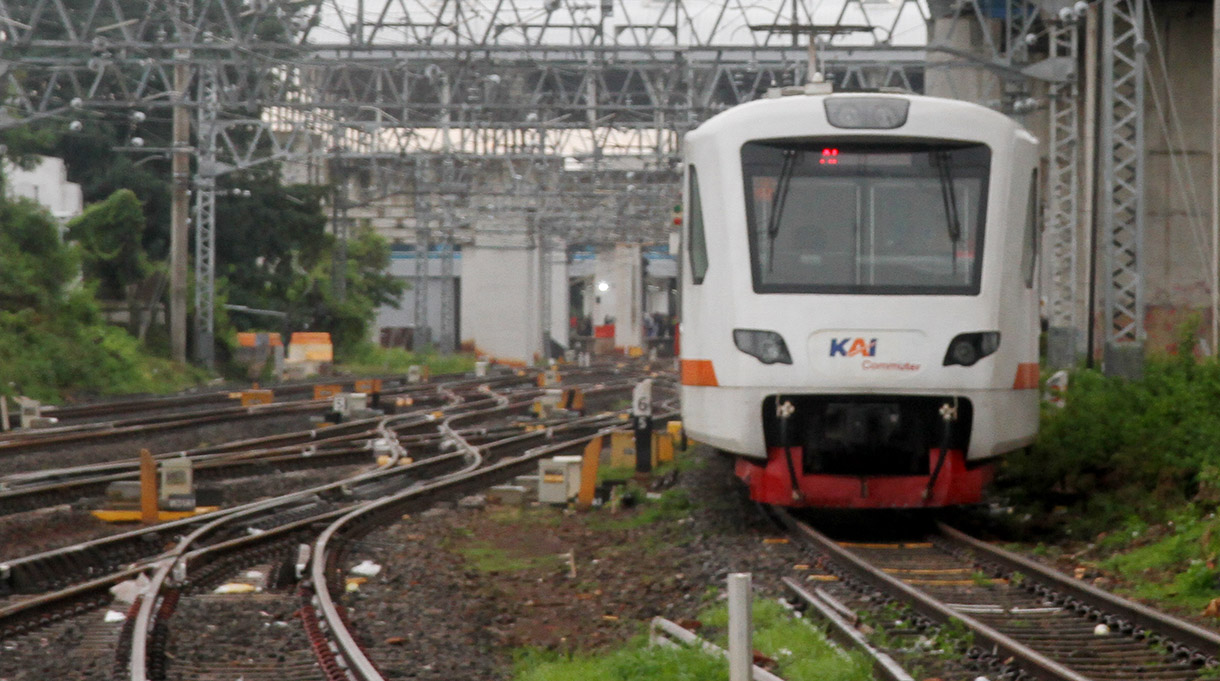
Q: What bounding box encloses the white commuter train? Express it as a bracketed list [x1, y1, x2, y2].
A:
[678, 90, 1041, 508]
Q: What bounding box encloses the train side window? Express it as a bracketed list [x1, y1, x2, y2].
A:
[1021, 169, 1039, 288]
[688, 166, 709, 284]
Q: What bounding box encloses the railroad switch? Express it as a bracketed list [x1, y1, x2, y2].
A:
[10, 396, 56, 429]
[406, 365, 430, 384]
[317, 392, 384, 425]
[538, 365, 561, 387]
[531, 389, 564, 418]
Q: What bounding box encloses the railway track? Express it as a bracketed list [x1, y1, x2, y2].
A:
[778, 511, 1220, 681]
[0, 363, 665, 681]
[115, 383, 656, 681]
[0, 373, 639, 598]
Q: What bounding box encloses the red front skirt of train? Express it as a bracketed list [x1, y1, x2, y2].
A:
[735, 446, 993, 508]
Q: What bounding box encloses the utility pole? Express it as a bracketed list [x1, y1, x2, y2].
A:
[330, 153, 349, 302]
[169, 6, 192, 365]
[193, 64, 219, 370]
[1212, 0, 1219, 352]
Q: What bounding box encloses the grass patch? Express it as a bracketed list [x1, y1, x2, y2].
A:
[1100, 508, 1220, 611]
[512, 637, 730, 681]
[335, 343, 476, 376]
[700, 599, 873, 681]
[456, 541, 563, 574]
[512, 598, 873, 681]
[486, 506, 563, 527]
[586, 487, 694, 531]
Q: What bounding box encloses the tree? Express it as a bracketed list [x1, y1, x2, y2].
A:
[283, 225, 405, 353]
[201, 164, 404, 358]
[67, 188, 160, 335]
[0, 198, 78, 311]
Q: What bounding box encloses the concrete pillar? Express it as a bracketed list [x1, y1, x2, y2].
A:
[548, 246, 570, 352]
[924, 16, 1002, 106]
[613, 243, 643, 351]
[460, 232, 541, 364]
[592, 248, 617, 327]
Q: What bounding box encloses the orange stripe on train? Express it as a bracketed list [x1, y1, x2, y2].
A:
[1013, 362, 1039, 389]
[680, 359, 719, 387]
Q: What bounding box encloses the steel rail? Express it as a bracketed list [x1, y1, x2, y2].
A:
[782, 577, 915, 681]
[123, 380, 549, 680]
[0, 402, 327, 453]
[312, 405, 676, 681]
[123, 451, 472, 681]
[309, 429, 616, 681]
[0, 566, 147, 638]
[5, 375, 626, 674]
[37, 369, 521, 421]
[0, 388, 509, 515]
[1, 371, 530, 447]
[938, 522, 1220, 662]
[0, 405, 473, 595]
[777, 511, 1094, 681]
[2, 375, 541, 647]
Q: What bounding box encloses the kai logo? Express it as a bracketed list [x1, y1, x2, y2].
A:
[829, 337, 877, 358]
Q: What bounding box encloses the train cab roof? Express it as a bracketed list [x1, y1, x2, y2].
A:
[687, 89, 1035, 149]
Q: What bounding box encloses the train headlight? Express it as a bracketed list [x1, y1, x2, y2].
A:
[733, 329, 793, 365]
[824, 97, 910, 129]
[943, 332, 1001, 367]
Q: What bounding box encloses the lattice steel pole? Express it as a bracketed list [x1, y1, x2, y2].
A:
[1099, 0, 1146, 378]
[1046, 20, 1081, 368]
[192, 64, 219, 369]
[413, 222, 431, 350]
[438, 158, 457, 354]
[331, 155, 348, 302]
[169, 1, 193, 364]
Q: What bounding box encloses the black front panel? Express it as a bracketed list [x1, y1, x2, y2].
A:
[762, 395, 973, 476]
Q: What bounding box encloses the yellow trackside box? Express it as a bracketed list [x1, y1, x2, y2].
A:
[354, 378, 382, 394]
[609, 431, 636, 468]
[240, 389, 273, 406]
[667, 421, 684, 445]
[314, 384, 342, 400]
[608, 430, 669, 467]
[654, 431, 674, 463]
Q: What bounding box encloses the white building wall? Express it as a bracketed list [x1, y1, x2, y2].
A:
[375, 251, 461, 346]
[5, 156, 83, 225]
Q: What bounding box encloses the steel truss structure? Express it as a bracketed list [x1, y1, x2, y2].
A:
[0, 0, 1148, 372]
[1045, 16, 1080, 368]
[1099, 0, 1145, 374]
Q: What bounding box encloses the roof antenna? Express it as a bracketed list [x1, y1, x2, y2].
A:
[806, 33, 833, 94]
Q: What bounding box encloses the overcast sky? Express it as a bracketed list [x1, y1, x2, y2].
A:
[306, 0, 929, 49]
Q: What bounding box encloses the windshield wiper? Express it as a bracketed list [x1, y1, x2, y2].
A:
[932, 150, 962, 244]
[765, 149, 798, 272]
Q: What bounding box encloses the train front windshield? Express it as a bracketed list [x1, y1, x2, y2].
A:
[741, 140, 991, 295]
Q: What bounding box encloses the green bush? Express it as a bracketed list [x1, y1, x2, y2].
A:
[0, 292, 205, 402]
[0, 196, 204, 402]
[1000, 354, 1220, 535]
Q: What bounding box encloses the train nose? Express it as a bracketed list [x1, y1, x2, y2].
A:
[806, 330, 929, 381]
